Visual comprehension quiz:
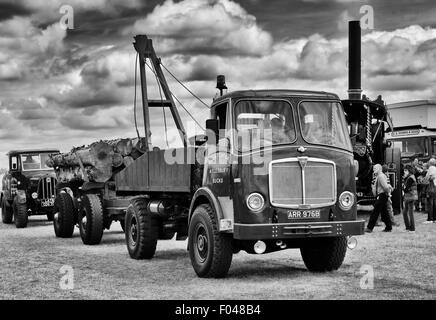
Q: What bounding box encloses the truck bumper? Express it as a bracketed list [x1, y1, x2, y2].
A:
[233, 220, 365, 240]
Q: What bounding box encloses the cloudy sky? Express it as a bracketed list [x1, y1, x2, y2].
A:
[0, 0, 436, 168]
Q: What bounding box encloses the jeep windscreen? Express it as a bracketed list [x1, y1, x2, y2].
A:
[20, 153, 52, 171]
[235, 100, 296, 152]
[298, 101, 352, 151]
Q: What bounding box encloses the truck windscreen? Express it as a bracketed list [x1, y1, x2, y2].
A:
[299, 101, 352, 151]
[21, 153, 52, 171]
[235, 100, 296, 152]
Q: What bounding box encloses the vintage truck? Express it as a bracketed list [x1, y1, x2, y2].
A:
[49, 34, 364, 278]
[1, 149, 59, 228]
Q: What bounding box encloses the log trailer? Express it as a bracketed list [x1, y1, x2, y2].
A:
[50, 33, 365, 278]
[341, 21, 402, 214]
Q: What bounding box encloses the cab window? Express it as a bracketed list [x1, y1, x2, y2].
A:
[235, 100, 296, 152]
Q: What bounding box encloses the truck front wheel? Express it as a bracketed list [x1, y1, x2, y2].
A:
[188, 204, 233, 278]
[53, 192, 75, 238]
[300, 236, 348, 272]
[1, 198, 13, 224]
[13, 197, 28, 228]
[125, 198, 159, 259]
[78, 194, 104, 245]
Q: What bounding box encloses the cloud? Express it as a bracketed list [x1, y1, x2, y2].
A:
[129, 0, 273, 56]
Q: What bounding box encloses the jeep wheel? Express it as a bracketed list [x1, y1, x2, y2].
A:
[125, 198, 159, 259]
[300, 236, 348, 272]
[1, 198, 13, 224]
[78, 194, 104, 245]
[188, 204, 233, 278]
[13, 197, 28, 228]
[47, 212, 54, 221]
[53, 192, 75, 238]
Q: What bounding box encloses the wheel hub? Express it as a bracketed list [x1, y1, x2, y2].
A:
[81, 216, 87, 229]
[129, 219, 137, 247]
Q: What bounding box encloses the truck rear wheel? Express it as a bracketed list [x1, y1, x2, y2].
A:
[53, 192, 75, 238]
[78, 194, 104, 245]
[1, 198, 13, 224]
[125, 198, 159, 259]
[13, 198, 28, 228]
[188, 204, 233, 278]
[300, 236, 348, 272]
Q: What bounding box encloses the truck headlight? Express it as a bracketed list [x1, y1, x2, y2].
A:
[339, 191, 354, 211]
[31, 192, 38, 199]
[246, 193, 265, 212]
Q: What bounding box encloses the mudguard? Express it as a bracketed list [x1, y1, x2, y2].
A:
[188, 187, 224, 224]
[16, 190, 27, 204]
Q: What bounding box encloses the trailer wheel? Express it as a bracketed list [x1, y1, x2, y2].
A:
[78, 194, 104, 245]
[188, 204, 233, 278]
[1, 198, 13, 224]
[125, 198, 159, 259]
[300, 236, 348, 272]
[13, 197, 28, 228]
[53, 192, 75, 238]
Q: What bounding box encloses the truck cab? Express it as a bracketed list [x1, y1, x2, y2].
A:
[1, 149, 59, 228]
[187, 90, 364, 276]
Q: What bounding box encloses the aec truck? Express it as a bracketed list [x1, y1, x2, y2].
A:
[51, 34, 364, 278]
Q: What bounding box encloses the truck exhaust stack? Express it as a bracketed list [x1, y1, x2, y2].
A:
[348, 20, 362, 100]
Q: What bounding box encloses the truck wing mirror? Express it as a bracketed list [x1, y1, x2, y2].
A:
[206, 119, 219, 145]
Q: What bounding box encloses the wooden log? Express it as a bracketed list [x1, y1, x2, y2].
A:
[112, 153, 124, 168]
[115, 139, 133, 156]
[123, 156, 135, 167]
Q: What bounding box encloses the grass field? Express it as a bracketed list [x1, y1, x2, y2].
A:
[0, 209, 435, 300]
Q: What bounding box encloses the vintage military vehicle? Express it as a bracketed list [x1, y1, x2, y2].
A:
[1, 149, 59, 228]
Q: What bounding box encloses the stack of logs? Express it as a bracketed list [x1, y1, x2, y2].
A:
[46, 138, 146, 183]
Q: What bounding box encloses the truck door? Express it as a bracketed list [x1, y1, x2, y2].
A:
[204, 101, 232, 197]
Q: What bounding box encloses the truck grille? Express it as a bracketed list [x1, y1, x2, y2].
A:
[269, 157, 336, 208]
[38, 177, 56, 200]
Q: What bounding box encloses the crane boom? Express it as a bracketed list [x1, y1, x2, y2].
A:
[133, 35, 187, 149]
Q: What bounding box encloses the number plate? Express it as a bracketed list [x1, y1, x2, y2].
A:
[287, 210, 321, 219]
[41, 198, 54, 207]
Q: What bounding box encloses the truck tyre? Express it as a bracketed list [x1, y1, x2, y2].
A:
[13, 197, 28, 228]
[125, 198, 159, 259]
[1, 198, 13, 224]
[78, 194, 104, 245]
[188, 204, 233, 278]
[300, 236, 348, 272]
[53, 192, 75, 238]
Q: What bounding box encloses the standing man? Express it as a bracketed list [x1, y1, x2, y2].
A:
[424, 158, 436, 223]
[366, 164, 393, 233]
[402, 165, 418, 232]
